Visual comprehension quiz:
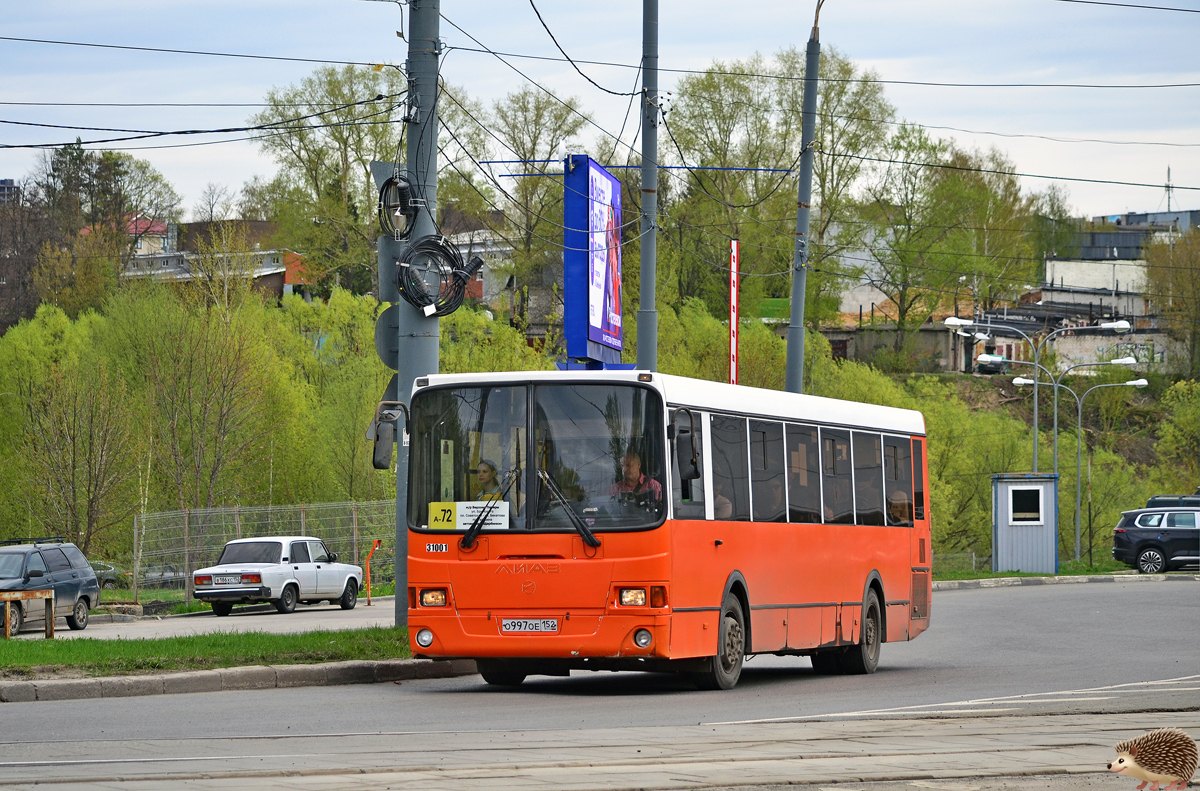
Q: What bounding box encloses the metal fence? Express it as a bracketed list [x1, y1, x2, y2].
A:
[133, 501, 397, 602]
[933, 551, 989, 573]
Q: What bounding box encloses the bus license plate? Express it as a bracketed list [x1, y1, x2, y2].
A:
[215, 575, 242, 585]
[500, 618, 559, 633]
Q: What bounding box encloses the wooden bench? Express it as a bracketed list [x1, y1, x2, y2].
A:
[1, 590, 55, 639]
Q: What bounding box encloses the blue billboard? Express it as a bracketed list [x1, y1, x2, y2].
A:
[563, 154, 623, 366]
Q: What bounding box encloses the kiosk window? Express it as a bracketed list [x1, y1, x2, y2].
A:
[1011, 487, 1042, 523]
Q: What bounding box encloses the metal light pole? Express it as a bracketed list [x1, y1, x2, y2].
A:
[991, 356, 1138, 475]
[393, 0, 443, 627]
[1016, 377, 1148, 561]
[785, 0, 825, 394]
[946, 317, 1131, 472]
[636, 0, 659, 372]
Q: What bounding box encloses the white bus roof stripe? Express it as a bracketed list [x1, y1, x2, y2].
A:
[416, 371, 925, 436]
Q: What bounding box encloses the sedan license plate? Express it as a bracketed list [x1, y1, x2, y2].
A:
[500, 618, 559, 633]
[214, 575, 242, 585]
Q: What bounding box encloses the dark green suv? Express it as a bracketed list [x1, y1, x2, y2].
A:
[0, 538, 101, 634]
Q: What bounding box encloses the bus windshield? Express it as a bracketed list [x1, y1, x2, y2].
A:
[408, 382, 664, 532]
[534, 384, 664, 531]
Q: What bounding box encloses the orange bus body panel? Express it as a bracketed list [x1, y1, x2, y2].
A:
[409, 511, 930, 661]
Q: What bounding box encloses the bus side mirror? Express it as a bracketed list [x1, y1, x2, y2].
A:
[676, 429, 700, 481]
[371, 401, 410, 471]
[372, 419, 395, 470]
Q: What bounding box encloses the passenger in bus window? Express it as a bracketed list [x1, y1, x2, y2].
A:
[753, 478, 786, 522]
[714, 482, 734, 520]
[887, 489, 913, 526]
[610, 450, 663, 503]
[476, 459, 503, 500]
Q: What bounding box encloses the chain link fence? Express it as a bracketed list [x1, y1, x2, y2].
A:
[131, 501, 397, 603]
[933, 551, 990, 573]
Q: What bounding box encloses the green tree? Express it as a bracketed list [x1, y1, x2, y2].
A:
[21, 358, 136, 553]
[858, 125, 962, 350]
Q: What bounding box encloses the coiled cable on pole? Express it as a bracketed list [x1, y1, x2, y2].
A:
[378, 173, 416, 239]
[396, 234, 484, 317]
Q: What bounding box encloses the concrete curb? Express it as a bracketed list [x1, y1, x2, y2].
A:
[933, 573, 1200, 591]
[0, 658, 476, 704]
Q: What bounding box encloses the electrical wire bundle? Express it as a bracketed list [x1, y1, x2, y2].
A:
[378, 172, 417, 238]
[396, 235, 484, 317]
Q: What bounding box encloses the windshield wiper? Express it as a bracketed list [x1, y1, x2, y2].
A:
[537, 469, 601, 548]
[460, 469, 519, 550]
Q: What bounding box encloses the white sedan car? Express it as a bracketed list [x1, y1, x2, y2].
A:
[192, 536, 364, 616]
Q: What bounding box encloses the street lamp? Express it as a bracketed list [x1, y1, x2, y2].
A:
[944, 317, 1132, 472]
[1014, 376, 1148, 560]
[1003, 356, 1139, 476]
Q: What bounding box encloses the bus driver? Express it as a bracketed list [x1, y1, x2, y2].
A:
[610, 450, 662, 504]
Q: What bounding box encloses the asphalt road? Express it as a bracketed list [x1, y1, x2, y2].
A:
[5, 580, 1198, 737]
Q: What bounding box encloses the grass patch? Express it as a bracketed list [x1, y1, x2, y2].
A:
[933, 556, 1133, 580]
[0, 627, 411, 678]
[363, 580, 395, 597]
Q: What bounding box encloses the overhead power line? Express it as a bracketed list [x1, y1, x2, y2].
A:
[443, 45, 1200, 90]
[0, 35, 378, 67]
[1052, 0, 1200, 12]
[0, 93, 399, 150]
[5, 33, 1199, 91]
[526, 0, 637, 96]
[821, 149, 1200, 192]
[0, 101, 327, 108]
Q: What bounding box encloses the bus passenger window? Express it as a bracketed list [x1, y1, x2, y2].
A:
[750, 420, 786, 522]
[821, 428, 854, 525]
[786, 424, 821, 523]
[883, 436, 914, 526]
[710, 415, 750, 521]
[853, 432, 885, 526]
[671, 410, 705, 520]
[913, 438, 926, 521]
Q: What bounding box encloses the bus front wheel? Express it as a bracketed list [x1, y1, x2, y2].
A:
[689, 593, 745, 691]
[478, 659, 527, 687]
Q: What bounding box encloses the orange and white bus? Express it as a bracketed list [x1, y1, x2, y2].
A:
[405, 370, 930, 689]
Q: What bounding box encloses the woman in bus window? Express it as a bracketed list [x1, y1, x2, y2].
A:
[476, 459, 503, 500]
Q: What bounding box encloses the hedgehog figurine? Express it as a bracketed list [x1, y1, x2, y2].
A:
[1107, 728, 1198, 790]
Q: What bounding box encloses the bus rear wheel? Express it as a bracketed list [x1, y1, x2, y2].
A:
[689, 593, 745, 690]
[478, 659, 527, 687]
[840, 590, 881, 675]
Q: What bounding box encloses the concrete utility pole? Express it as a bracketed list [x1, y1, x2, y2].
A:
[636, 0, 659, 372]
[394, 0, 442, 627]
[785, 0, 824, 394]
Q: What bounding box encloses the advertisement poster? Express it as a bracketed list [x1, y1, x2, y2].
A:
[587, 161, 622, 351]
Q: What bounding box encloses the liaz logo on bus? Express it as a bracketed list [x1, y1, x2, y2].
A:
[494, 563, 560, 574]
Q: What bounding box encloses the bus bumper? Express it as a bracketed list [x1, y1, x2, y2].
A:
[407, 610, 673, 659]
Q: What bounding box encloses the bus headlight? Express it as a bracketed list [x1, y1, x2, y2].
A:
[415, 629, 434, 648]
[633, 629, 653, 648]
[620, 588, 647, 606]
[420, 589, 447, 607]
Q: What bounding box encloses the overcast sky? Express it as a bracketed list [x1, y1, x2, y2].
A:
[2, 0, 1198, 220]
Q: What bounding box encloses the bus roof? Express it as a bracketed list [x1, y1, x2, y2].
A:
[415, 370, 926, 437]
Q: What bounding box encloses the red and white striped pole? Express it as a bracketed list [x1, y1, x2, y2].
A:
[729, 239, 739, 385]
